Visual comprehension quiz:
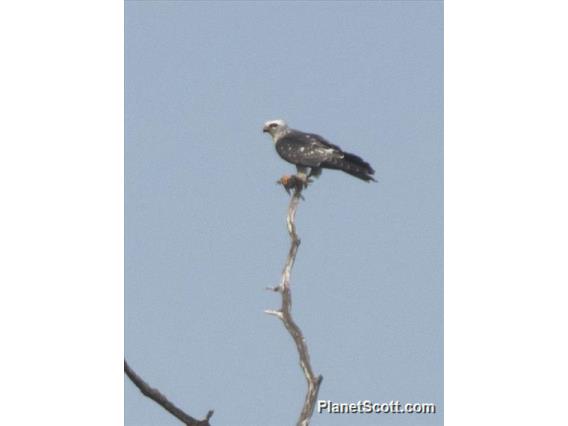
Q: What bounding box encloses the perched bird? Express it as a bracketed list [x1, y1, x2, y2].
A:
[263, 119, 376, 186]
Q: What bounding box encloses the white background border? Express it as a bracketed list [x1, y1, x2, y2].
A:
[446, 1, 568, 424]
[0, 1, 123, 425]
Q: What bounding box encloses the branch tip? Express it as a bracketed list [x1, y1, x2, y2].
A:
[264, 309, 283, 318]
[124, 359, 213, 426]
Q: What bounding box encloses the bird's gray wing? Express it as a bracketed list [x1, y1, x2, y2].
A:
[303, 133, 344, 152]
[276, 131, 342, 167]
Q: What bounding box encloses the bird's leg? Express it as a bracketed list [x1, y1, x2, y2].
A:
[295, 167, 313, 188]
[296, 174, 310, 189]
[308, 167, 322, 180]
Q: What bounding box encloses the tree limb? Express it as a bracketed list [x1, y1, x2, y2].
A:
[266, 183, 324, 426]
[124, 359, 213, 426]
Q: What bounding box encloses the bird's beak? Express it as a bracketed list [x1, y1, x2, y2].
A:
[262, 125, 269, 133]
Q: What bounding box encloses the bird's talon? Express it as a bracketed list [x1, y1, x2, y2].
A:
[277, 174, 312, 195]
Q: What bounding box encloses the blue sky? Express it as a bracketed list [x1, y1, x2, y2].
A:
[125, 2, 442, 425]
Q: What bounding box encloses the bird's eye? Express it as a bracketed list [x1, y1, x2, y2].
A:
[269, 123, 278, 128]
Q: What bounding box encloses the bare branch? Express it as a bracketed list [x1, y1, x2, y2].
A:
[124, 359, 213, 426]
[267, 183, 323, 426]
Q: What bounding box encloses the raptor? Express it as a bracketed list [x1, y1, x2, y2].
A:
[263, 119, 376, 187]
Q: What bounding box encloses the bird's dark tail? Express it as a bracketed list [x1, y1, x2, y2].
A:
[324, 152, 376, 182]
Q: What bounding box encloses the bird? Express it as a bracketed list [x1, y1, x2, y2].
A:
[263, 119, 376, 187]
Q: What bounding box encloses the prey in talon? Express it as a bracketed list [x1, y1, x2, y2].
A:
[277, 174, 310, 195]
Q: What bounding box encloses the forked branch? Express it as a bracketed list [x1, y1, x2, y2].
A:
[266, 182, 323, 426]
[124, 359, 213, 426]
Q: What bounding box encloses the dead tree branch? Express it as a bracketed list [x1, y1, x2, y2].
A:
[124, 359, 213, 426]
[266, 182, 324, 426]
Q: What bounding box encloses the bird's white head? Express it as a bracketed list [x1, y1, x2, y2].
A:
[262, 119, 289, 141]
